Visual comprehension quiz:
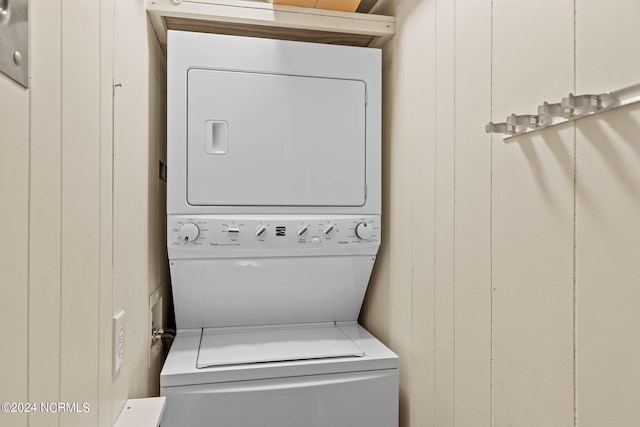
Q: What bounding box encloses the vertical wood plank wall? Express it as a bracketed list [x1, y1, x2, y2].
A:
[0, 0, 167, 426]
[59, 0, 102, 424]
[2, 0, 639, 426]
[0, 36, 30, 427]
[112, 0, 168, 417]
[28, 0, 63, 425]
[575, 2, 640, 426]
[362, 0, 640, 426]
[491, 1, 575, 426]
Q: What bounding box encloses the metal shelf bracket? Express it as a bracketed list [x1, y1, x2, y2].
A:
[486, 82, 640, 140]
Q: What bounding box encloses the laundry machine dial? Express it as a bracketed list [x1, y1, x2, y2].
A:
[179, 223, 200, 242]
[323, 224, 335, 236]
[355, 222, 373, 240]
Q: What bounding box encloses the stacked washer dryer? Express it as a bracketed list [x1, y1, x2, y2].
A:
[161, 30, 398, 426]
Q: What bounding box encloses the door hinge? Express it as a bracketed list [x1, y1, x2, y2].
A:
[0, 0, 29, 87]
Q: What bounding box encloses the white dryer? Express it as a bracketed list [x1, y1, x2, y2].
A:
[162, 31, 398, 427]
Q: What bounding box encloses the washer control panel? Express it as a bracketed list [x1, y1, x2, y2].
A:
[168, 215, 380, 253]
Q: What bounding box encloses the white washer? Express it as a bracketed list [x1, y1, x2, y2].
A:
[162, 322, 397, 426]
[162, 31, 398, 427]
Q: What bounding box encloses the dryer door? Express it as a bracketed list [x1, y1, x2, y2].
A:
[187, 69, 367, 207]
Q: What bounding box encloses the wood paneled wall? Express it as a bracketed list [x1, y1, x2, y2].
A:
[361, 0, 640, 426]
[0, 0, 167, 426]
[3, 1, 639, 426]
[0, 34, 30, 427]
[112, 0, 168, 415]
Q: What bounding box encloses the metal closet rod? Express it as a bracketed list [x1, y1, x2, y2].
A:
[485, 82, 640, 140]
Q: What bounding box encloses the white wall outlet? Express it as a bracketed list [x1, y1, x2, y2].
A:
[149, 287, 163, 367]
[113, 310, 125, 374]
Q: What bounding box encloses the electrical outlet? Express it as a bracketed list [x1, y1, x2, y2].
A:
[113, 310, 125, 374]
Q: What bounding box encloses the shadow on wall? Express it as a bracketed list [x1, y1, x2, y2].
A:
[577, 105, 640, 199]
[506, 126, 575, 218]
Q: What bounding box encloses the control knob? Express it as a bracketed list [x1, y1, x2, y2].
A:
[355, 222, 373, 240]
[323, 224, 335, 236]
[256, 225, 267, 237]
[179, 223, 200, 242]
[297, 225, 309, 236]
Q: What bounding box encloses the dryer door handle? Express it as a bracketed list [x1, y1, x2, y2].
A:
[205, 120, 228, 155]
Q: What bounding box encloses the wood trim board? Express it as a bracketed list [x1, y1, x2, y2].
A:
[147, 0, 395, 48]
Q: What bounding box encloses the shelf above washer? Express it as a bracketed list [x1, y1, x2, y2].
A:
[146, 0, 396, 49]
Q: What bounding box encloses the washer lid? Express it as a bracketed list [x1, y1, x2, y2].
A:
[197, 324, 364, 369]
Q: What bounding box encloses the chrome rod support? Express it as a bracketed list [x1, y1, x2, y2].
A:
[485, 82, 640, 140]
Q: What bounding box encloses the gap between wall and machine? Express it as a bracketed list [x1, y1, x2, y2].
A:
[485, 81, 640, 141]
[146, 0, 396, 50]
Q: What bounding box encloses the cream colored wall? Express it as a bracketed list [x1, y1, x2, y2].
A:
[3, 0, 639, 426]
[0, 0, 167, 426]
[112, 0, 168, 415]
[361, 0, 640, 426]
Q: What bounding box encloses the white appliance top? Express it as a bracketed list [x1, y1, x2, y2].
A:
[161, 322, 398, 388]
[197, 323, 364, 368]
